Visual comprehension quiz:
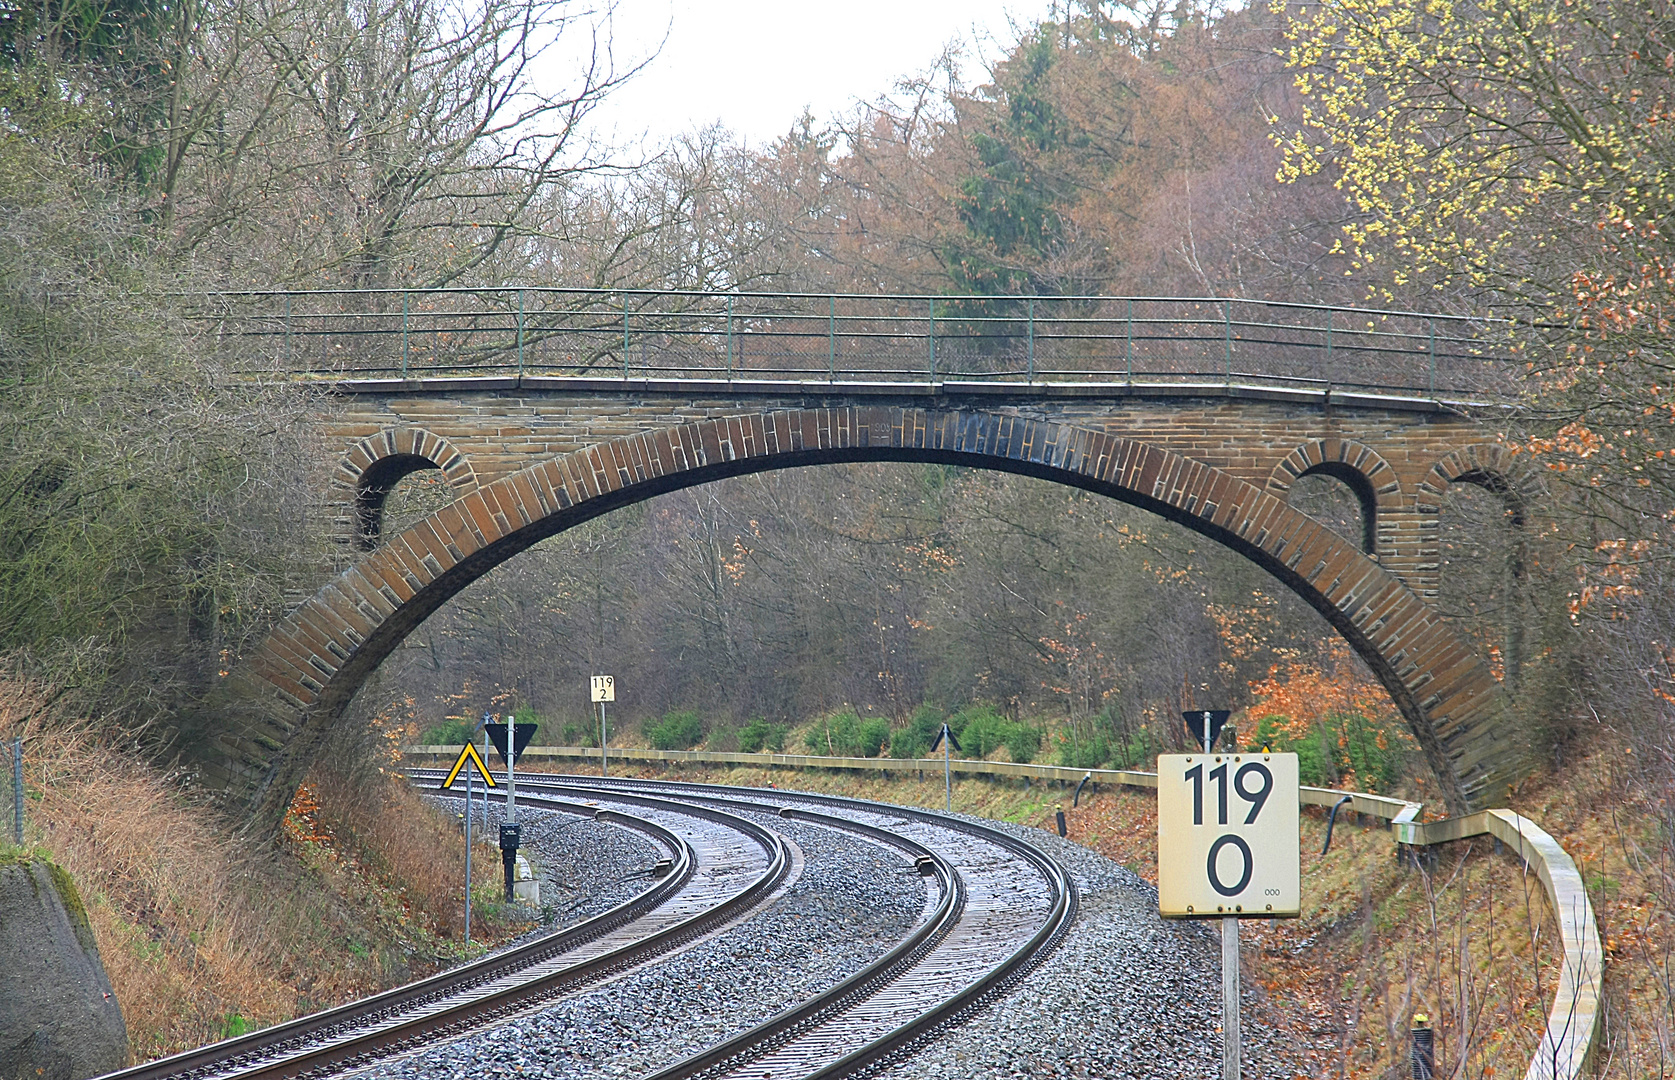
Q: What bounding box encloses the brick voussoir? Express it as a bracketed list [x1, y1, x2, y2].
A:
[301, 596, 363, 651]
[408, 518, 462, 571]
[285, 621, 343, 677]
[319, 585, 377, 641]
[1244, 498, 1291, 553]
[257, 631, 318, 680]
[1326, 563, 1382, 610]
[423, 510, 473, 564]
[1234, 492, 1281, 546]
[607, 438, 635, 484]
[582, 446, 610, 493]
[513, 466, 556, 519]
[381, 534, 435, 587]
[343, 568, 398, 619]
[558, 453, 594, 504]
[493, 475, 537, 528]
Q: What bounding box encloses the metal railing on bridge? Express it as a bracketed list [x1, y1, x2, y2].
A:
[195, 288, 1520, 400]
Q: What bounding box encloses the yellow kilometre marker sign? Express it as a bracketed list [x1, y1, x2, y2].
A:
[439, 742, 497, 790]
[1157, 751, 1300, 918]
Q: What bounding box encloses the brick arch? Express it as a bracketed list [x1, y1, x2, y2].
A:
[1266, 439, 1402, 554]
[331, 428, 477, 549]
[205, 408, 1517, 836]
[1417, 443, 1538, 525]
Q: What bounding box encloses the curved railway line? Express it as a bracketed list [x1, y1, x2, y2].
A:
[97, 789, 791, 1080]
[95, 776, 1077, 1080]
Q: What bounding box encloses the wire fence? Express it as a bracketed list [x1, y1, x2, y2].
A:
[192, 289, 1522, 399]
[4, 737, 21, 845]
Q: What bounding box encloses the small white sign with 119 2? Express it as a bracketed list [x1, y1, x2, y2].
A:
[1157, 752, 1300, 918]
[590, 675, 615, 703]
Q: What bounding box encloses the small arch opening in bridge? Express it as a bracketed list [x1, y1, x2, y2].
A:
[1437, 473, 1529, 691]
[1286, 465, 1377, 554]
[354, 455, 456, 550]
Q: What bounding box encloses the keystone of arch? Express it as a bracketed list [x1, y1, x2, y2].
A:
[212, 408, 1520, 838]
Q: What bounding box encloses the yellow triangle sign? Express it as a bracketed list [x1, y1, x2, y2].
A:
[440, 742, 497, 790]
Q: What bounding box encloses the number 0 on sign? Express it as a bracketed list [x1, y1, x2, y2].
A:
[1157, 752, 1300, 918]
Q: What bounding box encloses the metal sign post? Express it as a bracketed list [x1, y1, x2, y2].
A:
[1181, 708, 1237, 1076]
[591, 676, 615, 777]
[484, 720, 537, 904]
[437, 741, 495, 947]
[1222, 914, 1240, 1080]
[504, 715, 517, 902]
[464, 765, 471, 946]
[944, 726, 951, 812]
[1159, 720, 1299, 1080]
[928, 723, 961, 813]
[480, 719, 491, 826]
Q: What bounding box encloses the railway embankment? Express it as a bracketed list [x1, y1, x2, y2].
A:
[4, 731, 537, 1069]
[6, 730, 1630, 1079]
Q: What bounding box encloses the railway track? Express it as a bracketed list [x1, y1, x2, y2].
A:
[99, 775, 1075, 1080]
[494, 774, 1077, 1080]
[95, 791, 793, 1080]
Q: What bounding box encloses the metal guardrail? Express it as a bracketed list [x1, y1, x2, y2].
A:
[194, 289, 1518, 400]
[404, 744, 1600, 1079]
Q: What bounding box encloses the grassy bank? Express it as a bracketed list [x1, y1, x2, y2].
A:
[10, 723, 532, 1065]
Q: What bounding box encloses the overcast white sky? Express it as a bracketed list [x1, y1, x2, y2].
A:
[575, 0, 1058, 149]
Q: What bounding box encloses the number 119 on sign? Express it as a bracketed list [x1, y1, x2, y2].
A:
[1158, 752, 1300, 918]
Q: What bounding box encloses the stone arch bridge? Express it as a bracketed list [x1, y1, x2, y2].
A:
[189, 290, 1532, 835]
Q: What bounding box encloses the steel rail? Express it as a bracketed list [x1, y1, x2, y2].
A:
[440, 754, 1597, 1080]
[93, 791, 791, 1080]
[427, 779, 974, 1080]
[496, 773, 1079, 1080]
[93, 797, 682, 1080]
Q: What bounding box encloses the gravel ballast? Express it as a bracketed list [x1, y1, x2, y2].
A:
[876, 814, 1325, 1080]
[426, 797, 667, 951]
[409, 788, 1328, 1080]
[364, 813, 928, 1080]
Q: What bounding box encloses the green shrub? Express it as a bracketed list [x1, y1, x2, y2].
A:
[738, 717, 788, 754]
[890, 705, 944, 758]
[421, 717, 473, 745]
[646, 710, 706, 751]
[857, 717, 891, 758]
[1120, 726, 1165, 769]
[951, 704, 1007, 756]
[1056, 733, 1113, 770]
[1248, 710, 1405, 791]
[804, 711, 845, 755]
[555, 720, 598, 747]
[945, 703, 1041, 762]
[1004, 724, 1042, 764]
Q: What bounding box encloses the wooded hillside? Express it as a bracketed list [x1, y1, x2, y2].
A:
[0, 0, 1667, 795]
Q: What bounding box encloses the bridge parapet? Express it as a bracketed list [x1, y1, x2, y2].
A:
[195, 288, 1519, 401]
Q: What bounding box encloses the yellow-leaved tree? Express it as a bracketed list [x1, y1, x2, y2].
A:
[1276, 0, 1675, 792]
